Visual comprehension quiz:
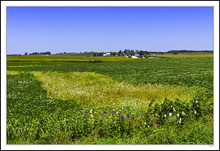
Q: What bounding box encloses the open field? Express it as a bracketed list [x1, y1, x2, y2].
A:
[7, 55, 132, 62]
[7, 54, 213, 144]
[153, 52, 213, 58]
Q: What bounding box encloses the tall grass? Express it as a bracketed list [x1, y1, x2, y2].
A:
[32, 71, 196, 109]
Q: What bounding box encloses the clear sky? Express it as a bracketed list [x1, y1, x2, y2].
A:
[7, 7, 213, 54]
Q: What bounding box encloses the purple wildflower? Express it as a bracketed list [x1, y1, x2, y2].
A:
[128, 116, 131, 118]
[131, 115, 134, 120]
[74, 117, 75, 119]
[118, 113, 121, 116]
[85, 111, 88, 113]
[113, 110, 116, 113]
[120, 115, 124, 119]
[104, 111, 107, 114]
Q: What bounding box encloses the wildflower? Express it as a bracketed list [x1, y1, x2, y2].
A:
[197, 105, 199, 107]
[113, 110, 116, 113]
[179, 118, 182, 123]
[144, 122, 146, 125]
[91, 114, 93, 117]
[196, 100, 198, 103]
[118, 113, 121, 116]
[169, 113, 172, 116]
[164, 114, 167, 118]
[128, 116, 131, 118]
[182, 111, 184, 115]
[120, 115, 124, 119]
[85, 111, 88, 113]
[177, 114, 179, 117]
[104, 111, 107, 114]
[90, 109, 92, 113]
[194, 111, 197, 115]
[74, 117, 75, 119]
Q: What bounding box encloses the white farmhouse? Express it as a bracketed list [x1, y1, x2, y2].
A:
[106, 53, 111, 56]
[103, 53, 111, 56]
[131, 56, 137, 58]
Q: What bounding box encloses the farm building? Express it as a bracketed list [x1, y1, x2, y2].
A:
[135, 54, 139, 56]
[131, 56, 138, 58]
[103, 53, 111, 56]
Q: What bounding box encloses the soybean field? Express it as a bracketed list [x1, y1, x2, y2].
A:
[7, 54, 213, 144]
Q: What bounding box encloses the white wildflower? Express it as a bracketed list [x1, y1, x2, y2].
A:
[91, 114, 93, 117]
[169, 113, 172, 116]
[196, 100, 198, 103]
[197, 105, 199, 107]
[177, 113, 179, 117]
[144, 122, 146, 125]
[179, 118, 182, 123]
[90, 109, 92, 113]
[194, 111, 197, 115]
[182, 111, 184, 115]
[164, 114, 167, 118]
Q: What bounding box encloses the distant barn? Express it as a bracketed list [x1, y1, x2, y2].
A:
[103, 53, 111, 56]
[131, 56, 137, 58]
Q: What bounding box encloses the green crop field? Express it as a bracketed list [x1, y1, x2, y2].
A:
[7, 53, 213, 144]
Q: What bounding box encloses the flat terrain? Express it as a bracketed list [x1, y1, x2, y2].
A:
[7, 52, 213, 144]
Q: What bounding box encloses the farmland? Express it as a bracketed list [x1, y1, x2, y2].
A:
[7, 53, 213, 144]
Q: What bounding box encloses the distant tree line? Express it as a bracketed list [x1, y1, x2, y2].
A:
[93, 52, 105, 57]
[28, 51, 51, 55]
[7, 54, 21, 56]
[92, 49, 165, 57]
[168, 50, 213, 54]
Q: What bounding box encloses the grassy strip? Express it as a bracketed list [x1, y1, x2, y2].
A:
[32, 71, 196, 109]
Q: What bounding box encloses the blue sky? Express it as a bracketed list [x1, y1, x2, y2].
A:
[7, 7, 213, 54]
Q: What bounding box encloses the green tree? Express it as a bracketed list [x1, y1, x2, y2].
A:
[144, 54, 148, 58]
